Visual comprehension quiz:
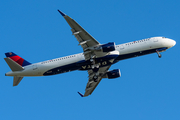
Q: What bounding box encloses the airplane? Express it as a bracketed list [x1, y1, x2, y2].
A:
[4, 10, 176, 97]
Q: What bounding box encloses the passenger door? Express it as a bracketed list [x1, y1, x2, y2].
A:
[32, 64, 38, 70]
[120, 45, 124, 50]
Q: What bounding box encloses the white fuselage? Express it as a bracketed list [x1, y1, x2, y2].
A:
[6, 37, 176, 77]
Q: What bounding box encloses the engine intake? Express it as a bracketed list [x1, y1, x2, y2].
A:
[104, 69, 121, 79]
[101, 42, 116, 52]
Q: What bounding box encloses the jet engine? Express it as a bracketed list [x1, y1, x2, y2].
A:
[104, 69, 121, 79]
[100, 42, 116, 52]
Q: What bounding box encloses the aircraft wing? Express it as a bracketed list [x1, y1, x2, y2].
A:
[58, 10, 101, 60]
[78, 65, 111, 97]
[58, 10, 112, 97]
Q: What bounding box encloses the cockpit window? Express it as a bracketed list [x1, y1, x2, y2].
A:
[162, 37, 166, 38]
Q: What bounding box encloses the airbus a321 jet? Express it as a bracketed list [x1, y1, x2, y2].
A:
[4, 10, 176, 97]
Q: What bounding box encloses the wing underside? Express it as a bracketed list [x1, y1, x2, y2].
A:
[83, 65, 111, 97]
[57, 10, 104, 60]
[58, 10, 99, 50]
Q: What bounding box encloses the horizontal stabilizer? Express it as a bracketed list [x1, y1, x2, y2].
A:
[13, 76, 23, 86]
[4, 58, 24, 71]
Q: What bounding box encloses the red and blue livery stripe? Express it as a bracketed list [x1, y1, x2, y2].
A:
[5, 52, 31, 67]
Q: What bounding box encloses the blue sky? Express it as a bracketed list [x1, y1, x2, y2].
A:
[0, 0, 180, 119]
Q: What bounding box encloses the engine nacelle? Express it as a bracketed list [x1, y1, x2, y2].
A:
[104, 69, 121, 79]
[101, 42, 116, 52]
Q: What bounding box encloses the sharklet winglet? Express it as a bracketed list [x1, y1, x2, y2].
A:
[77, 92, 84, 97]
[57, 10, 66, 16]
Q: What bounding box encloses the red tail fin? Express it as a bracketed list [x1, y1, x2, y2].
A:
[5, 52, 31, 67]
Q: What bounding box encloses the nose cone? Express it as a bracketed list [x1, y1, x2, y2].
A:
[166, 39, 176, 48]
[172, 40, 176, 46]
[161, 38, 176, 49]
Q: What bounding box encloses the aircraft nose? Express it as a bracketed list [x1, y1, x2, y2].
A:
[167, 39, 176, 48]
[172, 40, 176, 46]
[164, 38, 176, 48]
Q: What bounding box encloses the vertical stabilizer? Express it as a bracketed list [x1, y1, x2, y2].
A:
[5, 52, 31, 67]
